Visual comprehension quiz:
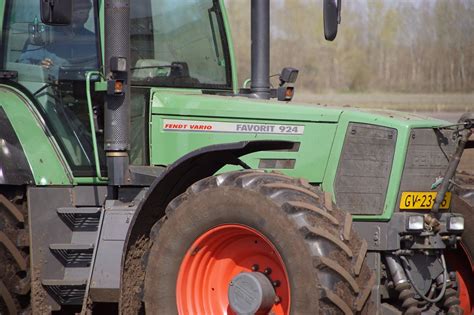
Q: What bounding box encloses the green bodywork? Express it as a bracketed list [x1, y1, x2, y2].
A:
[0, 0, 451, 222]
[147, 89, 449, 221]
[0, 84, 72, 185]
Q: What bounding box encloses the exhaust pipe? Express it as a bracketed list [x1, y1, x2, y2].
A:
[104, 0, 130, 186]
[250, 0, 271, 99]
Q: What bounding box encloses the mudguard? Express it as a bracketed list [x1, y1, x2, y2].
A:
[0, 106, 33, 185]
[121, 140, 294, 270]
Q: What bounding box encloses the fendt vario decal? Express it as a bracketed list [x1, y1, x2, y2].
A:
[162, 119, 305, 135]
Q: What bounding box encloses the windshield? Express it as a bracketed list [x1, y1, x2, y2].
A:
[130, 0, 231, 89]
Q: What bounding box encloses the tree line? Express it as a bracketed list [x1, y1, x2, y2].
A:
[225, 0, 474, 93]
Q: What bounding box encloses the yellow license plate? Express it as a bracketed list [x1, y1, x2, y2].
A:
[400, 192, 451, 210]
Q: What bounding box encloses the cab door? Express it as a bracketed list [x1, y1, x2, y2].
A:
[2, 0, 105, 179]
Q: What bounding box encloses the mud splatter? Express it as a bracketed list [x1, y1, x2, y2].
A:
[120, 236, 151, 315]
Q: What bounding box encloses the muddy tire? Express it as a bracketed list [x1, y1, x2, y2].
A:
[0, 190, 30, 315]
[143, 171, 375, 314]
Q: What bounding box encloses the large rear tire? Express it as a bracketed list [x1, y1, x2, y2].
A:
[0, 189, 30, 315]
[143, 171, 375, 314]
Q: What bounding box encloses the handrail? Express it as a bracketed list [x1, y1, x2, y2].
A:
[85, 71, 107, 181]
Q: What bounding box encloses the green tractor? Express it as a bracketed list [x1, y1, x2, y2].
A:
[0, 0, 472, 314]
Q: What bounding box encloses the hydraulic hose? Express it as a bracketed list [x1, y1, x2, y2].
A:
[400, 254, 448, 304]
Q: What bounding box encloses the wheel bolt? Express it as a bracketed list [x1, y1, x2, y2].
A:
[274, 296, 281, 304]
[272, 280, 281, 287]
[251, 264, 259, 271]
[263, 267, 272, 275]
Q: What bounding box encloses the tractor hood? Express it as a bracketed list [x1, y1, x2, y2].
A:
[150, 89, 449, 129]
[146, 89, 450, 186]
[150, 90, 343, 123]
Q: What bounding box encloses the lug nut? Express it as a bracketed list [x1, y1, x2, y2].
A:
[272, 280, 281, 287]
[274, 296, 281, 304]
[251, 264, 259, 272]
[263, 267, 272, 275]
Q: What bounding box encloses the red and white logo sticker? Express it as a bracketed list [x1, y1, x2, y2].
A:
[163, 119, 304, 135]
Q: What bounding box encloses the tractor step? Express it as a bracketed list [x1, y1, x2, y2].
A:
[45, 207, 104, 306]
[57, 207, 101, 231]
[42, 279, 87, 305]
[49, 244, 94, 267]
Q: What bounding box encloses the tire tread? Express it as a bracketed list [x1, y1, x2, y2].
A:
[197, 171, 373, 313]
[0, 191, 29, 314]
[147, 170, 374, 314]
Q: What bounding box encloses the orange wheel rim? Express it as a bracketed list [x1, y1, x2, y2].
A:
[176, 224, 290, 314]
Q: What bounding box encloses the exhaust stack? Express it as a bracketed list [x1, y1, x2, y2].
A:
[104, 0, 130, 186]
[250, 0, 271, 99]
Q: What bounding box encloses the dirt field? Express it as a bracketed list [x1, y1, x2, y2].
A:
[294, 92, 474, 112]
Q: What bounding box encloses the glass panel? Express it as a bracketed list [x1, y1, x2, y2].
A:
[130, 87, 149, 165]
[130, 0, 231, 89]
[3, 0, 104, 176]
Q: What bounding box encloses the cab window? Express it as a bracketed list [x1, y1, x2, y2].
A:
[130, 0, 231, 89]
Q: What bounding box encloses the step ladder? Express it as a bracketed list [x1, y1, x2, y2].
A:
[42, 207, 102, 305]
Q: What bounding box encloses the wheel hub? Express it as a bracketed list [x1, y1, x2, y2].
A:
[228, 272, 276, 314]
[176, 224, 290, 314]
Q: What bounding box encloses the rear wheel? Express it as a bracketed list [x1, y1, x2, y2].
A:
[144, 171, 375, 314]
[0, 189, 30, 315]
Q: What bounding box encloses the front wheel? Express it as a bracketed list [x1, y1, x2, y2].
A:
[143, 171, 375, 314]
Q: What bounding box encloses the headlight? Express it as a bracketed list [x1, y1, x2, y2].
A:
[407, 215, 424, 232]
[447, 216, 464, 232]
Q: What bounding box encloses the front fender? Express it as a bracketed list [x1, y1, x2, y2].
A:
[123, 140, 294, 253]
[120, 140, 293, 311]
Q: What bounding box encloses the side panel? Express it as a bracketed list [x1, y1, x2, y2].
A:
[151, 115, 337, 181]
[149, 91, 342, 182]
[0, 84, 72, 185]
[334, 123, 397, 215]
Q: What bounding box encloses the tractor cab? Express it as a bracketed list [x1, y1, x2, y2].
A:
[2, 0, 234, 177]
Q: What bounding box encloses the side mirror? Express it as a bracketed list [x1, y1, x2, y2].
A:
[279, 67, 299, 85]
[40, 0, 72, 25]
[323, 0, 341, 41]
